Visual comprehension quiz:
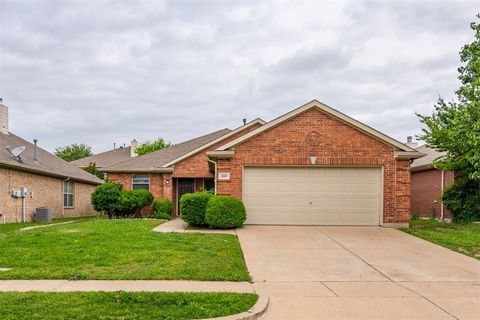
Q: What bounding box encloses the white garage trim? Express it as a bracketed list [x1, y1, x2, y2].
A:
[242, 165, 384, 226]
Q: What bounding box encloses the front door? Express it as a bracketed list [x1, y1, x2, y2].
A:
[177, 178, 195, 215]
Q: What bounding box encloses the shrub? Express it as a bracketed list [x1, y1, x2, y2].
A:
[153, 198, 173, 220]
[180, 192, 212, 226]
[91, 182, 122, 218]
[442, 176, 480, 224]
[118, 189, 154, 217]
[205, 196, 246, 229]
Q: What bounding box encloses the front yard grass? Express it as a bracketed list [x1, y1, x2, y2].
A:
[0, 219, 250, 281]
[0, 216, 96, 235]
[0, 291, 258, 320]
[402, 219, 480, 260]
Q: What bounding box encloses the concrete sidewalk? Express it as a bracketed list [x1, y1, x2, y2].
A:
[0, 280, 254, 293]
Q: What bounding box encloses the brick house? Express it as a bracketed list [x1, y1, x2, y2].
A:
[105, 100, 423, 227]
[0, 100, 102, 223]
[410, 144, 454, 219]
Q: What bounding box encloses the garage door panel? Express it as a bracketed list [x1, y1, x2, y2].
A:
[243, 167, 382, 226]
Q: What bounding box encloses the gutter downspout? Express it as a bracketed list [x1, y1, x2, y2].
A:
[62, 177, 70, 218]
[440, 170, 445, 220]
[207, 158, 218, 195]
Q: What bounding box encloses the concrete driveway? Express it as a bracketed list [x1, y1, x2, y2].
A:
[237, 226, 480, 320]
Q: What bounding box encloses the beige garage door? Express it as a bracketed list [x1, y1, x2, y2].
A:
[243, 167, 382, 225]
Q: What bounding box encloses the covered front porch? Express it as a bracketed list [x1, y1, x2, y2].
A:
[172, 177, 215, 215]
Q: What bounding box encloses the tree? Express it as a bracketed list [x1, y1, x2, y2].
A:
[83, 162, 105, 180]
[136, 138, 171, 156]
[55, 143, 93, 162]
[91, 182, 122, 218]
[417, 15, 480, 222]
[417, 15, 480, 180]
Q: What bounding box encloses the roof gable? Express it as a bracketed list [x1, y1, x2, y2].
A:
[160, 118, 265, 168]
[216, 100, 419, 155]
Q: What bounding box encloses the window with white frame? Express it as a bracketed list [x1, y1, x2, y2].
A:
[63, 180, 74, 208]
[132, 175, 150, 190]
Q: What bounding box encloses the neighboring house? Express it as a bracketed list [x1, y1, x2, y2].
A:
[0, 100, 102, 223]
[105, 100, 423, 227]
[410, 144, 454, 219]
[71, 140, 138, 170]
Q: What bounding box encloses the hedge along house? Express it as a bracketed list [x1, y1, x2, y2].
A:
[103, 119, 266, 214]
[105, 100, 424, 227]
[208, 100, 424, 227]
[0, 99, 102, 223]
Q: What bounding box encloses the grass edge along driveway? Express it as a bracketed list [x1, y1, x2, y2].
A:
[0, 291, 258, 320]
[0, 219, 251, 281]
[401, 219, 480, 260]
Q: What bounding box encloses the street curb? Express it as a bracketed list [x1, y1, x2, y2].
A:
[201, 296, 269, 320]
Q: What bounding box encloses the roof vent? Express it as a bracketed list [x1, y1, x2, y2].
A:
[243, 118, 247, 125]
[405, 136, 418, 148]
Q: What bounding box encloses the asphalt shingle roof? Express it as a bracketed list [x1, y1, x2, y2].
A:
[411, 144, 447, 169]
[72, 146, 132, 168]
[0, 132, 103, 184]
[104, 128, 231, 172]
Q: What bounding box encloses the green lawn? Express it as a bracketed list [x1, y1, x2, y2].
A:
[402, 219, 480, 260]
[0, 216, 96, 235]
[0, 291, 258, 320]
[0, 219, 250, 281]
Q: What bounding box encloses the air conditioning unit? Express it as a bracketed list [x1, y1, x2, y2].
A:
[35, 207, 51, 222]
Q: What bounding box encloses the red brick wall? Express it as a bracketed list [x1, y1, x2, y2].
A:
[107, 172, 165, 199]
[411, 169, 454, 219]
[216, 108, 412, 224]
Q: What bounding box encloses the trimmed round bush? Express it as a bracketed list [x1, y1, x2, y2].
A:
[153, 198, 173, 220]
[205, 196, 246, 229]
[91, 182, 122, 218]
[118, 189, 154, 217]
[180, 192, 212, 226]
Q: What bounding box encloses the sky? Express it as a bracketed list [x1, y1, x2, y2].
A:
[0, 0, 478, 153]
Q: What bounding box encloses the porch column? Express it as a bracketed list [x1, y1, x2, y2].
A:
[163, 173, 173, 201]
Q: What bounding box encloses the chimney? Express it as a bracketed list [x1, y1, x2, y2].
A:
[0, 98, 8, 135]
[33, 139, 38, 162]
[130, 139, 139, 157]
[405, 136, 418, 149]
[243, 118, 247, 125]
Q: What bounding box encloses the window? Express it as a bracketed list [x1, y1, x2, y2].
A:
[132, 175, 150, 190]
[203, 178, 215, 193]
[63, 180, 74, 208]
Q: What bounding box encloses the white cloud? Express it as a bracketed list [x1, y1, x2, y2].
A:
[0, 0, 477, 152]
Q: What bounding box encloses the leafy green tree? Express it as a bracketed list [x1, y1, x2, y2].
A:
[417, 15, 480, 180]
[136, 138, 171, 156]
[83, 162, 105, 180]
[55, 143, 93, 162]
[417, 15, 480, 223]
